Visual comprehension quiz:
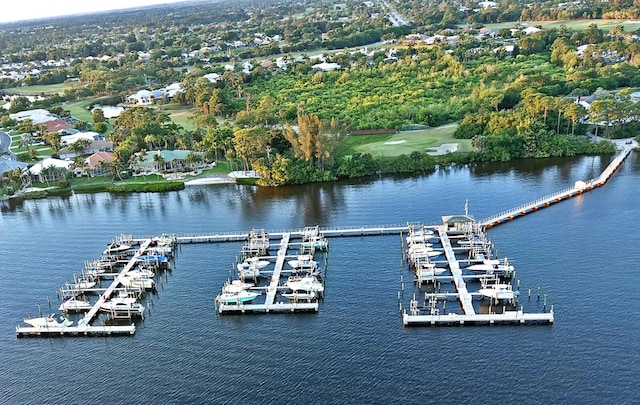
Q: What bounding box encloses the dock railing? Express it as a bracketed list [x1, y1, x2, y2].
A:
[478, 144, 635, 227]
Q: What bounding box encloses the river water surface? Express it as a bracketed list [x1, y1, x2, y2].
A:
[0, 153, 638, 404]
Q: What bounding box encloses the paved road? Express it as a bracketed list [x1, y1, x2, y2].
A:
[0, 130, 16, 158]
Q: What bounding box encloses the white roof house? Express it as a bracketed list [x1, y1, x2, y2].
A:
[203, 73, 220, 83]
[312, 62, 341, 72]
[9, 109, 52, 123]
[479, 1, 498, 8]
[61, 131, 99, 145]
[165, 83, 183, 97]
[28, 158, 72, 175]
[523, 26, 542, 35]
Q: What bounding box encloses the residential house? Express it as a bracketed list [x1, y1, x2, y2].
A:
[28, 158, 72, 183]
[76, 151, 114, 177]
[312, 62, 341, 72]
[58, 139, 114, 160]
[131, 150, 197, 174]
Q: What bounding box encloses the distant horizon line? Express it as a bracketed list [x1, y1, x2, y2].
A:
[0, 0, 202, 26]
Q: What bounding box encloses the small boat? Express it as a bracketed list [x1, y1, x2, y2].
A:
[120, 276, 155, 290]
[69, 280, 97, 290]
[285, 275, 324, 293]
[407, 243, 436, 254]
[465, 263, 514, 274]
[217, 290, 261, 304]
[282, 291, 318, 301]
[239, 266, 261, 281]
[136, 254, 168, 263]
[409, 250, 442, 259]
[23, 314, 73, 328]
[301, 236, 328, 250]
[478, 283, 518, 300]
[236, 259, 269, 272]
[127, 268, 156, 278]
[416, 262, 447, 277]
[100, 300, 145, 316]
[103, 242, 131, 255]
[58, 297, 93, 312]
[406, 232, 436, 244]
[288, 255, 318, 270]
[457, 234, 487, 246]
[150, 235, 174, 247]
[222, 280, 255, 294]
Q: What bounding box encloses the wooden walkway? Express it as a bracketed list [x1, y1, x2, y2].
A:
[170, 225, 409, 245]
[264, 233, 289, 307]
[479, 145, 635, 228]
[438, 228, 475, 316]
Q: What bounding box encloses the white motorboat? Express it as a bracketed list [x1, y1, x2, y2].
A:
[128, 268, 156, 278]
[120, 275, 155, 290]
[406, 233, 436, 244]
[237, 259, 269, 272]
[282, 291, 318, 301]
[410, 249, 442, 259]
[23, 314, 73, 328]
[288, 255, 318, 270]
[239, 266, 261, 281]
[465, 263, 514, 274]
[217, 289, 261, 304]
[68, 280, 97, 290]
[478, 283, 518, 300]
[457, 234, 488, 246]
[103, 242, 131, 255]
[285, 275, 324, 293]
[222, 280, 255, 294]
[100, 300, 145, 316]
[58, 297, 93, 312]
[416, 262, 447, 277]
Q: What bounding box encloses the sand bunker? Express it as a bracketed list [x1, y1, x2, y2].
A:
[427, 143, 458, 156]
[383, 140, 407, 145]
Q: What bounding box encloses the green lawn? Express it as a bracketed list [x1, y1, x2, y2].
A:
[349, 124, 472, 157]
[482, 19, 640, 32]
[3, 83, 77, 96]
[65, 99, 98, 122]
[161, 104, 196, 131]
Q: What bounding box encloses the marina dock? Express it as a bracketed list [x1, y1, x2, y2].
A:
[401, 222, 554, 326]
[17, 236, 174, 337]
[18, 144, 636, 335]
[216, 232, 321, 314]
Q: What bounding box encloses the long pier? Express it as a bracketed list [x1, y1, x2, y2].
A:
[479, 144, 635, 227]
[171, 225, 408, 244]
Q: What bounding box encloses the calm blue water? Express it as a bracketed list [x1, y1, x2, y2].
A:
[0, 153, 638, 404]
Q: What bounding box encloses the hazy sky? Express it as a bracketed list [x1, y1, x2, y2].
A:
[0, 0, 187, 23]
